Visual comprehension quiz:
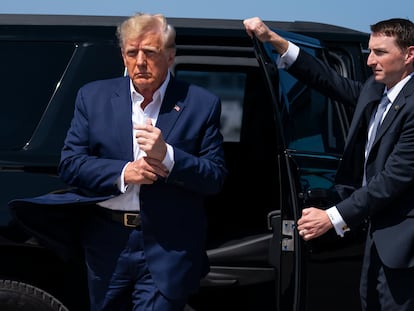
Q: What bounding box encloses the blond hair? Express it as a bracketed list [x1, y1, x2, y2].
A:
[116, 12, 176, 51]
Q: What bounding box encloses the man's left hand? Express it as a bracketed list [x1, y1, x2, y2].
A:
[297, 207, 333, 240]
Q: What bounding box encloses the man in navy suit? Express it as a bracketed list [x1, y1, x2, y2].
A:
[244, 17, 414, 310]
[12, 13, 226, 311]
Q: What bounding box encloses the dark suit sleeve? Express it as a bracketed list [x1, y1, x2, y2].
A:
[58, 80, 130, 195]
[337, 102, 414, 227]
[288, 49, 362, 107]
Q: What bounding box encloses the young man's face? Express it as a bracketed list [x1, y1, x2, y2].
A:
[367, 33, 412, 89]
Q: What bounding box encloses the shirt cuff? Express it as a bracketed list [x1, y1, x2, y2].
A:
[326, 206, 350, 237]
[117, 163, 129, 193]
[162, 144, 175, 174]
[277, 41, 300, 69]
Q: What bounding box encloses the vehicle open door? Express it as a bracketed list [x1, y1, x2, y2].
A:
[251, 32, 366, 311]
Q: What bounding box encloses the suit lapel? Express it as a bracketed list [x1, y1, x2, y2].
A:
[375, 77, 414, 142]
[111, 77, 134, 160]
[109, 76, 187, 159]
[347, 81, 384, 143]
[156, 77, 186, 140]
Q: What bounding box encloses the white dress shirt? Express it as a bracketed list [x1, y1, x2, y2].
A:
[98, 73, 175, 211]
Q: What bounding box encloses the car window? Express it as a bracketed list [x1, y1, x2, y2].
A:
[0, 41, 75, 150]
[175, 70, 245, 142]
[279, 47, 346, 155]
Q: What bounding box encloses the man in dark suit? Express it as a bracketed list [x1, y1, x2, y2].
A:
[12, 13, 226, 311]
[244, 17, 414, 310]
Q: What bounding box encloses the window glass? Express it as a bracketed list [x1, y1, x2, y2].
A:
[0, 42, 75, 150]
[279, 48, 346, 155]
[175, 70, 245, 142]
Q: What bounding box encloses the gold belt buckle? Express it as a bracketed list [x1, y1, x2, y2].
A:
[123, 213, 140, 227]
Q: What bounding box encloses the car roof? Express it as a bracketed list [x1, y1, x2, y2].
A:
[0, 14, 367, 35]
[0, 14, 368, 48]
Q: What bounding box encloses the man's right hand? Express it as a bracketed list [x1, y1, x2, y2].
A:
[243, 17, 289, 55]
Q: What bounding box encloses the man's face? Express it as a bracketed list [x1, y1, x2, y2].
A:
[367, 33, 410, 89]
[121, 30, 174, 96]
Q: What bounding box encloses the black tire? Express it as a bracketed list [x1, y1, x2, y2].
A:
[0, 280, 69, 311]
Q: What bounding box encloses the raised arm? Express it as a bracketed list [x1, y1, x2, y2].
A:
[243, 17, 289, 55]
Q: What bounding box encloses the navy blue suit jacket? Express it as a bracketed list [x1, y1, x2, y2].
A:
[289, 50, 414, 269]
[10, 75, 227, 299]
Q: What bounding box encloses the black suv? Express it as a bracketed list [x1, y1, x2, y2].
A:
[0, 14, 370, 311]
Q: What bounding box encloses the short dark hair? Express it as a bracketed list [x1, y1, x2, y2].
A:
[370, 18, 414, 50]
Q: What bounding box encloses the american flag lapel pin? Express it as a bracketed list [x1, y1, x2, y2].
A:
[174, 105, 180, 112]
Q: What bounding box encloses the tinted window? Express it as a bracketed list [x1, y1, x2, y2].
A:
[175, 70, 245, 142]
[279, 48, 346, 154]
[0, 42, 74, 150]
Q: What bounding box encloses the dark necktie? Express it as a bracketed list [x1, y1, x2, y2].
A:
[363, 94, 390, 185]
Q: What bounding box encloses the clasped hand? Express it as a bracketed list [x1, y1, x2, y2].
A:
[125, 119, 169, 184]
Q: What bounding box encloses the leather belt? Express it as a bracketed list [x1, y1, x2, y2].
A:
[96, 207, 141, 228]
